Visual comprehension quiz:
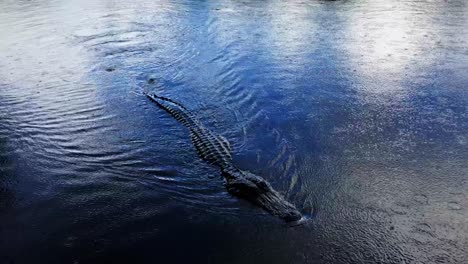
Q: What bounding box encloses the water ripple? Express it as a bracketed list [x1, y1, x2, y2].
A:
[1, 0, 467, 263]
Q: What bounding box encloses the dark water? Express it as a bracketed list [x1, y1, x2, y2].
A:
[1, 0, 467, 263]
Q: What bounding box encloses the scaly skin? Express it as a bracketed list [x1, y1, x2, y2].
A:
[146, 93, 302, 222]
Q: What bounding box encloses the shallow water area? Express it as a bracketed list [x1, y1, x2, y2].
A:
[0, 0, 467, 263]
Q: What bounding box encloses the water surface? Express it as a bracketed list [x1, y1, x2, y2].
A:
[0, 0, 467, 263]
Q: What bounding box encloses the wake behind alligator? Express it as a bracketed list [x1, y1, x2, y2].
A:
[146, 93, 303, 223]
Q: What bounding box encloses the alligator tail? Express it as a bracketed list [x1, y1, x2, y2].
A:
[146, 93, 199, 128]
[146, 92, 233, 167]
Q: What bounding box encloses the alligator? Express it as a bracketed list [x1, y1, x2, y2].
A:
[146, 93, 303, 223]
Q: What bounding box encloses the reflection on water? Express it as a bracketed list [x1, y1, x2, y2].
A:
[0, 0, 467, 263]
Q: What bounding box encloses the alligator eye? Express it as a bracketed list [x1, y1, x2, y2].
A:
[257, 180, 269, 190]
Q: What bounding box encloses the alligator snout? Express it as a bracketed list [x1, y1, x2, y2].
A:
[223, 168, 302, 222]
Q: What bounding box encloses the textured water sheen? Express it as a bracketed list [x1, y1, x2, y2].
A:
[0, 0, 467, 263]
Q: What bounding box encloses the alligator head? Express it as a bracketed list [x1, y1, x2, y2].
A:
[222, 167, 303, 223]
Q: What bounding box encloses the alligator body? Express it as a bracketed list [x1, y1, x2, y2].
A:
[146, 93, 302, 223]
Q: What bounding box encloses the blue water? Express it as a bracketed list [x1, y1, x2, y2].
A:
[0, 0, 467, 263]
